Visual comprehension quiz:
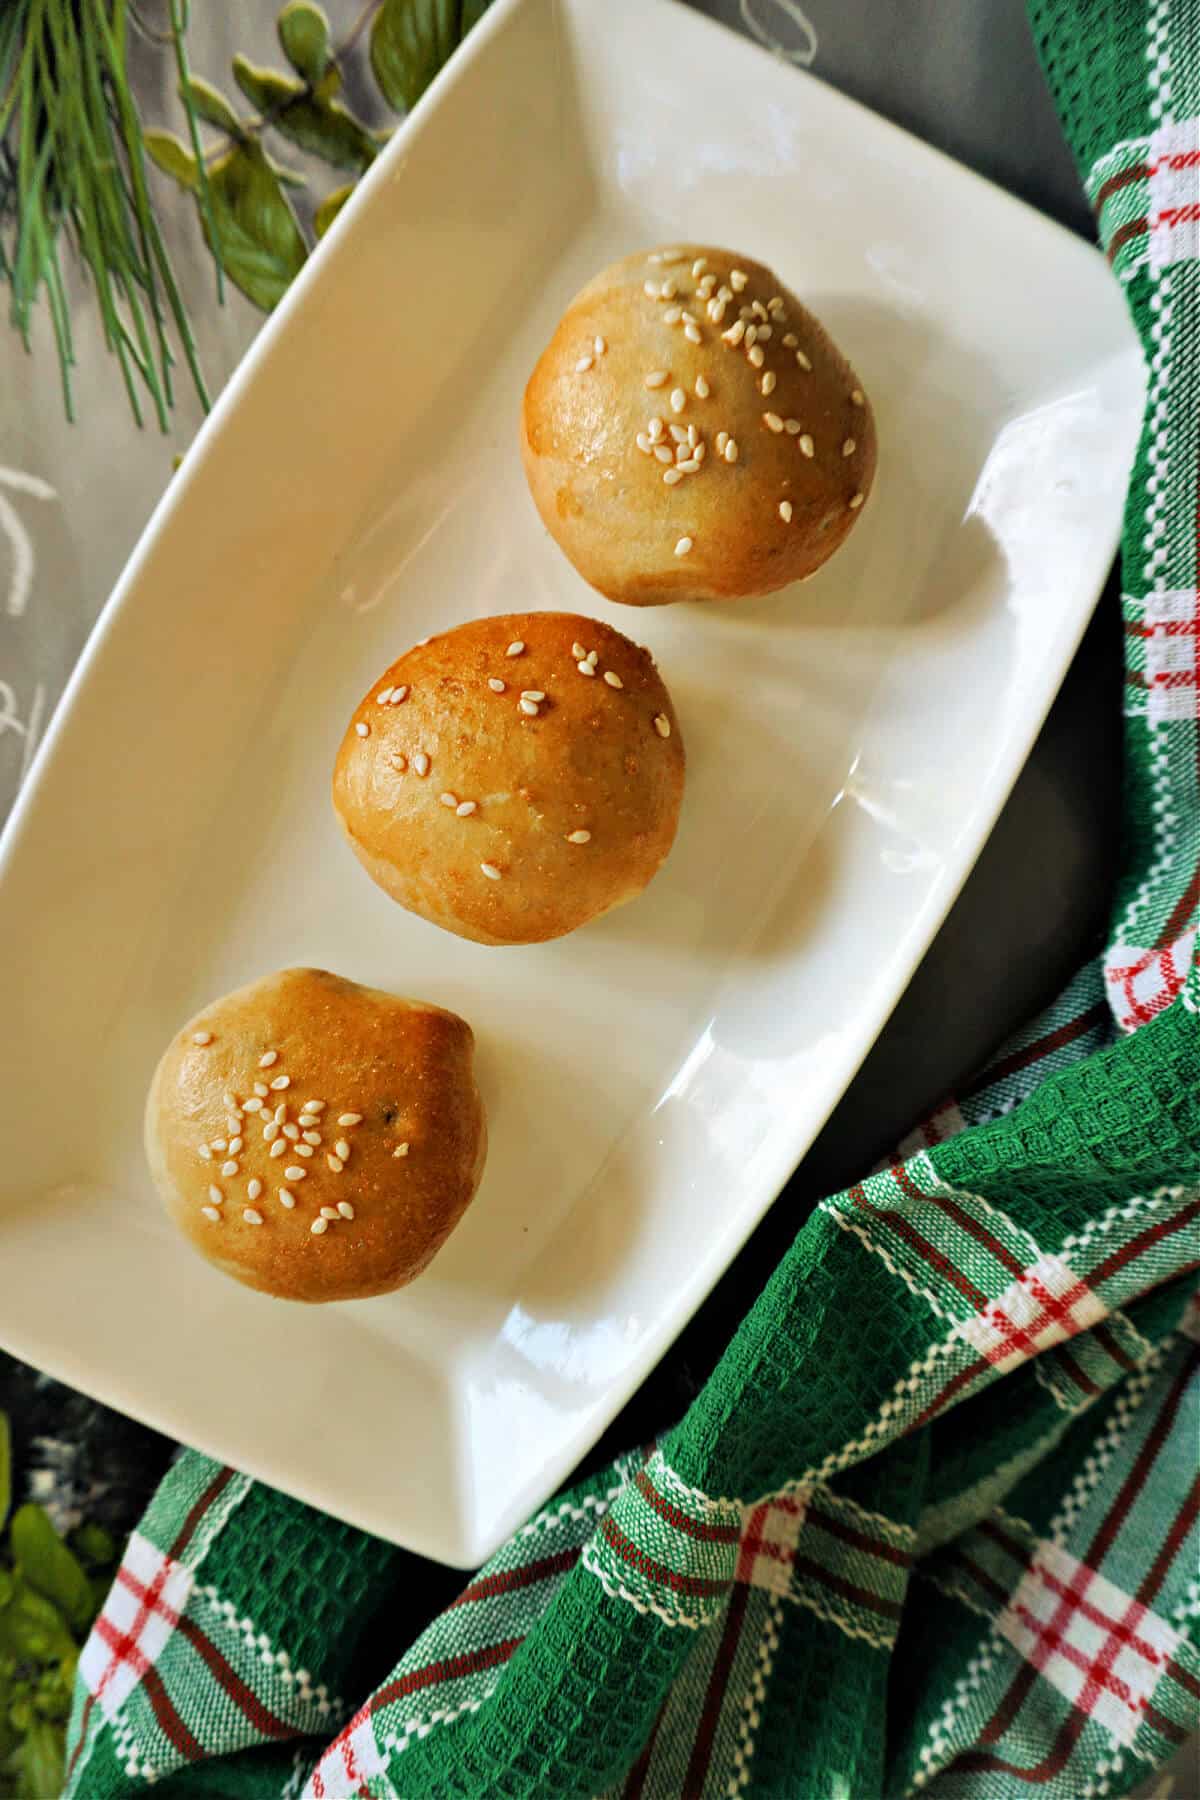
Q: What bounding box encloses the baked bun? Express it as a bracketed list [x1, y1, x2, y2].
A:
[146, 968, 486, 1303]
[521, 245, 875, 606]
[332, 612, 684, 945]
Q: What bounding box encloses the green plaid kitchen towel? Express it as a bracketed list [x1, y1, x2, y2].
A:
[62, 1, 1200, 1795]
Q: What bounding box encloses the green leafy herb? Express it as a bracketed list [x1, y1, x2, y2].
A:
[232, 56, 380, 171]
[0, 1413, 123, 1800]
[370, 0, 460, 115]
[278, 2, 333, 86]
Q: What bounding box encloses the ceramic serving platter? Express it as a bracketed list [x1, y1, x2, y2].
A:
[0, 0, 1144, 1564]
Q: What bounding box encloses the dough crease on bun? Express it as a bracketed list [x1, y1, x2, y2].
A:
[146, 967, 486, 1302]
[521, 245, 875, 605]
[333, 612, 685, 945]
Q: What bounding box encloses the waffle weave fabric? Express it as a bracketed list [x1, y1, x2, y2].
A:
[63, 1, 1200, 1794]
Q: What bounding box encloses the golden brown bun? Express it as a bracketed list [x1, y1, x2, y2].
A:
[332, 612, 684, 945]
[521, 245, 875, 606]
[145, 968, 486, 1303]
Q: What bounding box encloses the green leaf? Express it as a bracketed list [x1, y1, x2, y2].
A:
[233, 57, 378, 171]
[201, 139, 308, 311]
[0, 1579, 76, 1665]
[314, 183, 353, 237]
[16, 1719, 62, 1800]
[370, 0, 459, 115]
[9, 1509, 94, 1636]
[0, 1414, 9, 1533]
[144, 131, 200, 193]
[462, 0, 494, 29]
[181, 76, 243, 137]
[278, 1, 331, 85]
[69, 1524, 116, 1571]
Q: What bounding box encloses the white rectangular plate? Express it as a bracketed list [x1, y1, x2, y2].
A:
[0, 0, 1143, 1565]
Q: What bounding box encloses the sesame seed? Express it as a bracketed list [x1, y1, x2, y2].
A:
[377, 686, 394, 705]
[716, 430, 728, 452]
[577, 659, 596, 675]
[321, 1206, 339, 1221]
[780, 500, 793, 522]
[724, 439, 739, 462]
[676, 457, 701, 472]
[335, 1139, 351, 1160]
[849, 491, 865, 509]
[488, 677, 506, 693]
[669, 423, 689, 443]
[587, 649, 599, 665]
[297, 1114, 319, 1128]
[393, 1143, 409, 1157]
[221, 1158, 238, 1177]
[654, 445, 674, 464]
[684, 323, 701, 344]
[739, 304, 753, 319]
[783, 332, 798, 347]
[284, 1166, 306, 1181]
[270, 1075, 290, 1090]
[698, 275, 717, 297]
[761, 371, 777, 395]
[283, 1125, 299, 1141]
[457, 800, 477, 817]
[273, 1102, 287, 1124]
[660, 279, 677, 299]
[842, 438, 856, 457]
[748, 345, 765, 368]
[752, 301, 768, 321]
[745, 324, 757, 347]
[644, 371, 669, 388]
[647, 418, 664, 442]
[254, 1082, 269, 1097]
[723, 319, 746, 346]
[439, 791, 458, 808]
[674, 537, 693, 557]
[757, 325, 773, 342]
[243, 1208, 263, 1225]
[506, 641, 525, 657]
[663, 467, 683, 484]
[480, 862, 502, 880]
[694, 441, 707, 463]
[594, 335, 606, 354]
[191, 1030, 212, 1045]
[247, 1178, 263, 1200]
[338, 1202, 355, 1220]
[718, 284, 733, 303]
[225, 1116, 240, 1134]
[764, 412, 784, 432]
[279, 1188, 296, 1208]
[327, 1154, 344, 1172]
[768, 296, 785, 313]
[521, 690, 546, 702]
[264, 1122, 279, 1143]
[390, 685, 409, 705]
[305, 1100, 326, 1112]
[270, 1139, 287, 1158]
[202, 1206, 221, 1222]
[687, 423, 698, 446]
[303, 1130, 321, 1145]
[295, 1143, 314, 1158]
[519, 697, 540, 716]
[670, 388, 686, 413]
[692, 258, 707, 278]
[575, 355, 593, 372]
[243, 1097, 263, 1113]
[604, 670, 624, 687]
[210, 1138, 227, 1153]
[643, 280, 658, 298]
[675, 441, 689, 463]
[851, 388, 864, 406]
[654, 714, 671, 738]
[707, 299, 727, 324]
[799, 434, 814, 458]
[198, 1144, 213, 1163]
[784, 418, 801, 434]
[310, 1217, 328, 1234]
[730, 269, 748, 291]
[796, 349, 812, 371]
[259, 1050, 278, 1068]
[567, 829, 592, 844]
[663, 306, 681, 325]
[636, 433, 652, 454]
[412, 752, 430, 776]
[355, 722, 370, 738]
[571, 641, 587, 658]
[695, 376, 710, 398]
[391, 755, 408, 774]
[208, 1184, 224, 1204]
[223, 1091, 237, 1107]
